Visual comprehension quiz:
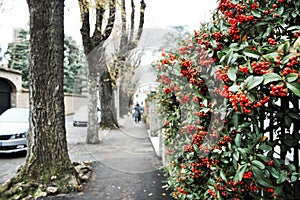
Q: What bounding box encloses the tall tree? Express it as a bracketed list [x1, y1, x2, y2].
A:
[112, 0, 146, 117]
[78, 0, 117, 143]
[5, 29, 30, 87]
[4, 30, 84, 92]
[0, 0, 81, 198]
[64, 36, 86, 93]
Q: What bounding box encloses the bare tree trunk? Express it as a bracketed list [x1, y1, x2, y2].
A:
[0, 0, 79, 198]
[87, 59, 100, 143]
[114, 0, 146, 118]
[100, 69, 119, 128]
[79, 0, 117, 134]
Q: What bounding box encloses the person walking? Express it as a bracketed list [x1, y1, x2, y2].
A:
[133, 103, 141, 123]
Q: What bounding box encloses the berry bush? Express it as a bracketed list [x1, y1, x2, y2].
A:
[154, 0, 300, 199]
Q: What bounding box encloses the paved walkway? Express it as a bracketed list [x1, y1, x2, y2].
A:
[44, 115, 173, 200]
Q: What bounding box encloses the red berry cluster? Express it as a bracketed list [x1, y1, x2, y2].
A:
[176, 186, 187, 195]
[178, 45, 194, 55]
[228, 91, 252, 114]
[275, 55, 282, 66]
[238, 65, 249, 74]
[253, 95, 269, 108]
[266, 160, 275, 166]
[286, 53, 300, 67]
[216, 66, 231, 82]
[181, 124, 198, 135]
[161, 75, 171, 85]
[270, 84, 288, 97]
[212, 31, 226, 41]
[282, 67, 298, 76]
[293, 31, 300, 38]
[243, 171, 253, 179]
[268, 38, 277, 45]
[218, 135, 233, 148]
[163, 88, 171, 94]
[251, 61, 272, 75]
[218, 0, 258, 41]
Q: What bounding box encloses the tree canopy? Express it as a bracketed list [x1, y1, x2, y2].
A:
[4, 30, 85, 92]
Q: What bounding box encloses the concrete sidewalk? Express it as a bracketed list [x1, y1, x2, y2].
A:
[44, 115, 173, 200]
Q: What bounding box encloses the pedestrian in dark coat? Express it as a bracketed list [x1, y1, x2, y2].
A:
[133, 103, 141, 123]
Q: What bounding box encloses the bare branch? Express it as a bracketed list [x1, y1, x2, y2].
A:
[120, 0, 128, 48]
[129, 0, 135, 42]
[92, 4, 105, 45]
[78, 0, 92, 55]
[136, 0, 146, 42]
[120, 0, 126, 30]
[102, 0, 116, 41]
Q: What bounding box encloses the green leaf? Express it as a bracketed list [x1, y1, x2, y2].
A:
[278, 42, 290, 55]
[211, 39, 217, 48]
[284, 115, 292, 127]
[263, 52, 279, 61]
[268, 166, 280, 178]
[220, 169, 227, 181]
[252, 160, 265, 169]
[288, 163, 296, 171]
[291, 174, 298, 182]
[278, 7, 284, 15]
[286, 73, 298, 83]
[277, 171, 287, 184]
[247, 93, 255, 102]
[251, 10, 261, 18]
[287, 112, 300, 119]
[246, 76, 264, 90]
[233, 151, 239, 161]
[217, 51, 224, 59]
[228, 84, 240, 92]
[252, 166, 274, 188]
[227, 67, 237, 81]
[263, 73, 282, 85]
[225, 49, 233, 65]
[234, 164, 247, 182]
[244, 49, 260, 60]
[256, 154, 269, 162]
[237, 148, 249, 162]
[259, 143, 273, 151]
[287, 82, 300, 97]
[235, 133, 241, 147]
[193, 144, 201, 154]
[287, 25, 300, 31]
[263, 27, 273, 39]
[282, 53, 294, 64]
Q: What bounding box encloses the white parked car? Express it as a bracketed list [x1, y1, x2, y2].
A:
[0, 108, 29, 153]
[72, 106, 101, 127]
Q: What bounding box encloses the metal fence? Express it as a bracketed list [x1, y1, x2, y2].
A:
[259, 96, 300, 199]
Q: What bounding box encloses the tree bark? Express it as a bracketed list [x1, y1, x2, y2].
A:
[79, 0, 118, 134]
[100, 69, 119, 128]
[26, 0, 77, 184]
[0, 0, 80, 198]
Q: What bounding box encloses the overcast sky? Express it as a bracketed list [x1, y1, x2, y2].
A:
[0, 0, 217, 60]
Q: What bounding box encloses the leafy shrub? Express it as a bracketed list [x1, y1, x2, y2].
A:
[155, 0, 300, 199]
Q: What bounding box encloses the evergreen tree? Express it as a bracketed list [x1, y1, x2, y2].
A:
[5, 29, 29, 87]
[64, 36, 86, 93]
[5, 30, 85, 92]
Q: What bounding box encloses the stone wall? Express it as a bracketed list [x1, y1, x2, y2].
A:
[17, 90, 87, 115]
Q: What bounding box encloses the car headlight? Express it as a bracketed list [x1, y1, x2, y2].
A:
[10, 132, 27, 139]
